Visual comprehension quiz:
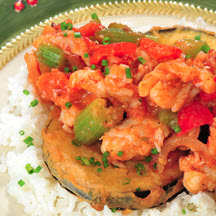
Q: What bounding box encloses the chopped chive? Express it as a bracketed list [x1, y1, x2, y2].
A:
[113, 165, 119, 168]
[34, 166, 42, 173]
[61, 22, 68, 31]
[201, 44, 211, 53]
[103, 67, 110, 76]
[65, 102, 72, 109]
[138, 98, 143, 103]
[182, 209, 186, 215]
[23, 90, 30, 95]
[81, 157, 91, 166]
[97, 168, 102, 172]
[89, 157, 95, 165]
[194, 34, 201, 40]
[151, 148, 159, 155]
[29, 99, 38, 107]
[145, 155, 152, 163]
[135, 163, 147, 176]
[63, 32, 68, 37]
[91, 12, 99, 20]
[19, 130, 25, 136]
[187, 203, 194, 211]
[18, 179, 25, 187]
[23, 136, 33, 144]
[74, 32, 81, 38]
[25, 163, 35, 175]
[136, 187, 141, 192]
[137, 56, 146, 64]
[117, 151, 124, 157]
[76, 156, 81, 160]
[185, 54, 193, 60]
[125, 67, 132, 79]
[71, 139, 82, 147]
[153, 162, 157, 170]
[122, 178, 130, 185]
[84, 53, 89, 58]
[73, 65, 78, 72]
[95, 161, 101, 166]
[103, 151, 110, 157]
[67, 23, 73, 30]
[103, 37, 111, 45]
[27, 142, 34, 147]
[111, 207, 117, 213]
[102, 59, 108, 66]
[64, 67, 71, 73]
[173, 125, 181, 133]
[91, 64, 96, 70]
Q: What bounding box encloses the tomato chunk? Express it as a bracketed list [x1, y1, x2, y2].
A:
[199, 91, 216, 102]
[90, 42, 137, 65]
[140, 38, 182, 61]
[177, 101, 213, 135]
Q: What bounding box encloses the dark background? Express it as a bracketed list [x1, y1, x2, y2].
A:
[0, 0, 215, 48]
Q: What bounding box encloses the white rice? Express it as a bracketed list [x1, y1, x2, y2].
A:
[1, 18, 216, 216]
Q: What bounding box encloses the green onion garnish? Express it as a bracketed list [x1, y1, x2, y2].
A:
[29, 99, 38, 107]
[185, 54, 193, 60]
[89, 157, 95, 165]
[65, 102, 72, 109]
[19, 130, 25, 136]
[136, 187, 141, 192]
[95, 161, 101, 166]
[67, 23, 73, 30]
[153, 162, 157, 170]
[102, 59, 108, 66]
[194, 34, 201, 40]
[61, 22, 68, 31]
[23, 136, 33, 144]
[27, 143, 34, 147]
[117, 151, 124, 157]
[97, 168, 102, 172]
[71, 139, 82, 147]
[81, 157, 91, 166]
[135, 163, 147, 176]
[151, 148, 159, 155]
[64, 67, 71, 73]
[91, 64, 96, 70]
[113, 165, 119, 168]
[201, 44, 211, 53]
[137, 56, 146, 65]
[73, 65, 78, 72]
[122, 178, 131, 185]
[91, 12, 99, 20]
[138, 98, 143, 103]
[145, 155, 152, 163]
[23, 90, 30, 95]
[63, 32, 68, 37]
[74, 32, 81, 38]
[18, 179, 25, 187]
[103, 67, 110, 76]
[173, 125, 181, 133]
[103, 37, 111, 45]
[102, 151, 110, 168]
[34, 166, 42, 173]
[103, 151, 110, 157]
[182, 209, 186, 215]
[76, 156, 81, 160]
[111, 207, 117, 213]
[125, 67, 132, 79]
[187, 203, 194, 211]
[84, 53, 89, 58]
[25, 163, 35, 175]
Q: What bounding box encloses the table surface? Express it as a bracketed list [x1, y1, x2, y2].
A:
[0, 0, 216, 49]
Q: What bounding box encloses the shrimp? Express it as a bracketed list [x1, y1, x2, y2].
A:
[104, 64, 138, 104]
[68, 68, 107, 98]
[101, 117, 170, 164]
[33, 30, 90, 65]
[138, 59, 216, 112]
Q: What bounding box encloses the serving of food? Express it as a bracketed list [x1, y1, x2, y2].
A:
[1, 1, 216, 216]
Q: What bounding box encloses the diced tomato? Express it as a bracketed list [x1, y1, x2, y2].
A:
[73, 22, 105, 37]
[140, 38, 182, 61]
[177, 101, 213, 135]
[199, 91, 216, 102]
[90, 42, 137, 65]
[37, 69, 70, 106]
